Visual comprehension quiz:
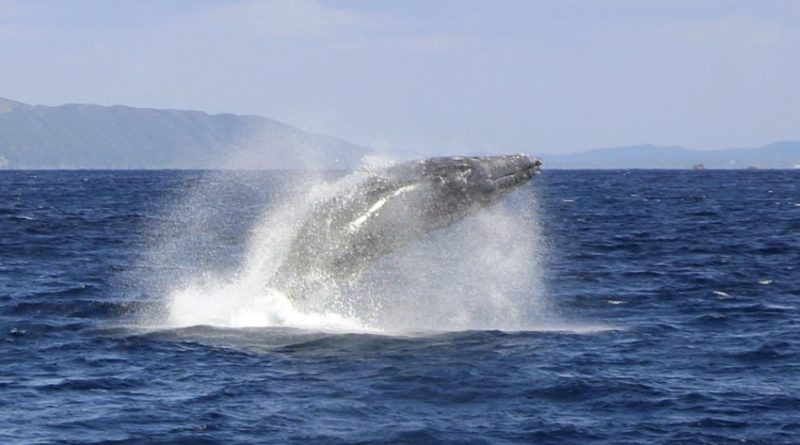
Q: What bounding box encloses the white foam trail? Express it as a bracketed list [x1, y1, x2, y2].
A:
[167, 277, 375, 332]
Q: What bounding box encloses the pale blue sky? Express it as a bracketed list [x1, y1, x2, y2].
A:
[1, 0, 798, 154]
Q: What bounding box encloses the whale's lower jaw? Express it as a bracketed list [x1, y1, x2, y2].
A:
[269, 154, 542, 301]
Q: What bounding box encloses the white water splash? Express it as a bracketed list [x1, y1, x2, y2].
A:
[167, 277, 375, 333]
[142, 158, 554, 333]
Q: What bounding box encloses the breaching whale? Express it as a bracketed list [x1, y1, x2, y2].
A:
[270, 154, 542, 301]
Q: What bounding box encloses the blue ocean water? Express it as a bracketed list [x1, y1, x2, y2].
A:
[1, 169, 799, 444]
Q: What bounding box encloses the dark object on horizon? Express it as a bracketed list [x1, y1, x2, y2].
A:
[693, 164, 705, 170]
[269, 154, 542, 302]
[531, 142, 800, 169]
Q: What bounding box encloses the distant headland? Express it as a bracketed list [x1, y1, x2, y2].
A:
[0, 97, 368, 170]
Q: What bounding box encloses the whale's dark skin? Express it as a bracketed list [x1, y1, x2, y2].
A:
[270, 154, 542, 301]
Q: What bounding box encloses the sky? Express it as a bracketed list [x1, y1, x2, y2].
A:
[1, 0, 798, 155]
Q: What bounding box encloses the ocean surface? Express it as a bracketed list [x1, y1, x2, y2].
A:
[1, 169, 799, 444]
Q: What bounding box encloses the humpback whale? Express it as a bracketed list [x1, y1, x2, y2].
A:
[270, 154, 542, 301]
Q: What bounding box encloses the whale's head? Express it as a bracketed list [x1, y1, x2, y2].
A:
[376, 154, 542, 227]
[412, 154, 541, 201]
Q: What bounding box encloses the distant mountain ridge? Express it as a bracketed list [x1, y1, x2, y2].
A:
[532, 142, 800, 169]
[0, 97, 369, 169]
[1, 97, 798, 169]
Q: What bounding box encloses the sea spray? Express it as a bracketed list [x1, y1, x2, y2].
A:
[344, 196, 548, 331]
[139, 159, 548, 332]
